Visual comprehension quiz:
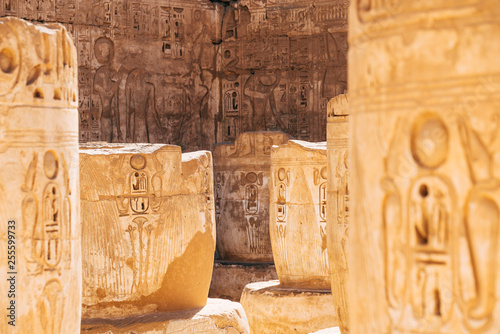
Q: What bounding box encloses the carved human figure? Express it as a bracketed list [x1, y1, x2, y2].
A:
[93, 37, 122, 142]
[125, 69, 165, 143]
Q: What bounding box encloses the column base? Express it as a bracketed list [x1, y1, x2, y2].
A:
[241, 280, 337, 334]
[81, 298, 250, 334]
[209, 261, 278, 301]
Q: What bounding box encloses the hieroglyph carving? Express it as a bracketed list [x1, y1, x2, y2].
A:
[270, 140, 329, 289]
[348, 1, 500, 332]
[81, 144, 215, 316]
[213, 131, 289, 262]
[0, 17, 80, 334]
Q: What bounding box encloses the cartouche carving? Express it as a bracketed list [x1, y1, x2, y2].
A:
[0, 17, 80, 333]
[80, 143, 216, 317]
[213, 132, 289, 262]
[270, 140, 329, 289]
[349, 1, 500, 330]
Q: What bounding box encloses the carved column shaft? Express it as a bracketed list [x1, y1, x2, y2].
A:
[0, 18, 80, 334]
[349, 1, 500, 333]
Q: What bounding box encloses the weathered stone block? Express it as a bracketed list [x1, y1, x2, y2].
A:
[81, 298, 250, 334]
[326, 94, 349, 333]
[270, 140, 329, 289]
[80, 143, 215, 318]
[213, 131, 290, 262]
[240, 281, 337, 334]
[0, 17, 80, 334]
[349, 1, 500, 333]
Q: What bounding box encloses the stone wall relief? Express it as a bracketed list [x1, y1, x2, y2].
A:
[239, 171, 264, 254]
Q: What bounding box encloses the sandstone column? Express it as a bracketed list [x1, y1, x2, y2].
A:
[80, 144, 216, 318]
[213, 131, 290, 262]
[349, 1, 500, 333]
[0, 18, 80, 333]
[241, 140, 337, 334]
[327, 94, 349, 333]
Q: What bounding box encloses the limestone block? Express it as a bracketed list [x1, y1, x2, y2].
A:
[80, 143, 215, 318]
[326, 95, 349, 333]
[270, 141, 329, 289]
[349, 1, 500, 333]
[0, 18, 80, 333]
[240, 280, 337, 334]
[209, 261, 278, 301]
[81, 298, 250, 334]
[213, 131, 290, 262]
[309, 328, 341, 334]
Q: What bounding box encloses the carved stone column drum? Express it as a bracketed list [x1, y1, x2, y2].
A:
[214, 131, 289, 262]
[0, 18, 80, 333]
[80, 144, 215, 318]
[349, 1, 500, 333]
[270, 140, 329, 289]
[326, 94, 349, 333]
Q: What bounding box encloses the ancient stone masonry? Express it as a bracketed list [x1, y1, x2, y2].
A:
[0, 0, 348, 151]
[219, 0, 348, 144]
[0, 17, 81, 333]
[213, 131, 290, 262]
[349, 1, 500, 333]
[270, 140, 329, 289]
[326, 94, 349, 334]
[80, 143, 215, 318]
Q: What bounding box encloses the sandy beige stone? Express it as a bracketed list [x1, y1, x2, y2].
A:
[240, 280, 337, 334]
[326, 94, 349, 333]
[0, 17, 80, 333]
[209, 262, 278, 301]
[309, 328, 341, 334]
[349, 1, 500, 333]
[213, 131, 290, 262]
[80, 143, 215, 318]
[81, 298, 250, 334]
[270, 140, 329, 289]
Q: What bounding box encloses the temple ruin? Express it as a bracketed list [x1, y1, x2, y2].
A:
[2, 0, 500, 333]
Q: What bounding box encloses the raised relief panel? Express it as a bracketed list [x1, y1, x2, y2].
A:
[213, 132, 290, 262]
[0, 17, 80, 333]
[349, 1, 500, 333]
[326, 94, 350, 334]
[80, 143, 215, 318]
[270, 140, 329, 289]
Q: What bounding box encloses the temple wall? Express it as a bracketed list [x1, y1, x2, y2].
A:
[0, 0, 348, 151]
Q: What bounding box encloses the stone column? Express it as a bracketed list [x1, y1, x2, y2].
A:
[327, 94, 349, 333]
[213, 131, 290, 262]
[80, 144, 215, 318]
[240, 140, 337, 334]
[0, 18, 80, 333]
[349, 1, 500, 333]
[270, 141, 330, 288]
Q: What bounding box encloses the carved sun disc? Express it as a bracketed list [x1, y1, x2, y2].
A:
[44, 150, 59, 179]
[130, 154, 146, 170]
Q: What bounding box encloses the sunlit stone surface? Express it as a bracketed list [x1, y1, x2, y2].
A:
[349, 1, 500, 333]
[326, 94, 349, 333]
[270, 140, 330, 289]
[0, 17, 81, 334]
[80, 143, 215, 318]
[81, 298, 250, 334]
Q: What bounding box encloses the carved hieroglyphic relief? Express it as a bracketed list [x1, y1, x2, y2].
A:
[213, 131, 289, 262]
[219, 0, 348, 144]
[326, 94, 349, 333]
[349, 2, 500, 333]
[1, 0, 347, 151]
[270, 140, 329, 289]
[80, 143, 215, 318]
[0, 17, 80, 333]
